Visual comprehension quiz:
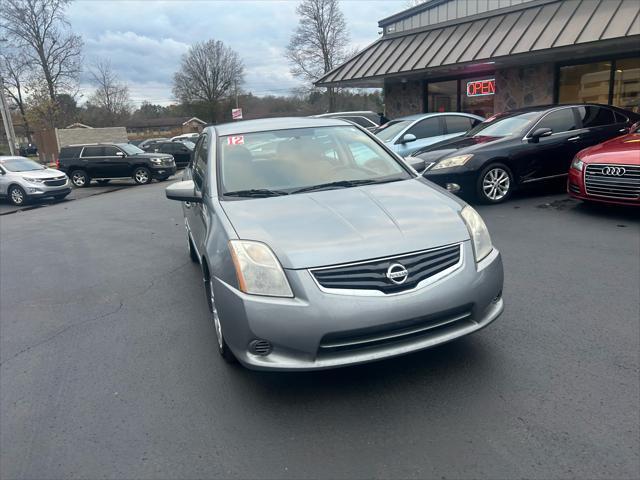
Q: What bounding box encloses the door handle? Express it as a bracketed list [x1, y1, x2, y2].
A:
[567, 136, 581, 142]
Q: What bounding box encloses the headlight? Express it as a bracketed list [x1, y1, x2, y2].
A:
[460, 205, 493, 262]
[570, 157, 584, 172]
[432, 154, 473, 170]
[229, 240, 293, 297]
[23, 177, 44, 184]
[150, 158, 163, 165]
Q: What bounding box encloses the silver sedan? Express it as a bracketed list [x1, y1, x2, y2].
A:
[166, 118, 503, 371]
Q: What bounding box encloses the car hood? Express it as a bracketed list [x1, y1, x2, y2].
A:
[16, 168, 66, 179]
[579, 133, 640, 165]
[221, 179, 470, 269]
[132, 153, 173, 160]
[416, 135, 510, 162]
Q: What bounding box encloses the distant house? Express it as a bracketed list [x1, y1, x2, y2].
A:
[125, 116, 207, 139]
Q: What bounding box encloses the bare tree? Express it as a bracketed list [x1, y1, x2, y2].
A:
[286, 0, 349, 111]
[0, 50, 33, 141]
[88, 59, 132, 126]
[173, 40, 244, 123]
[0, 0, 82, 102]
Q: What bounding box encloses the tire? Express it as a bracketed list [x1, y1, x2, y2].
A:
[188, 236, 199, 263]
[476, 163, 514, 204]
[8, 185, 27, 206]
[206, 277, 237, 363]
[133, 167, 152, 185]
[70, 170, 90, 188]
[96, 179, 110, 185]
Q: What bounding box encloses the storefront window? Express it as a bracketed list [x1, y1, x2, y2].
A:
[613, 57, 640, 113]
[461, 77, 494, 118]
[427, 80, 457, 112]
[558, 61, 611, 104]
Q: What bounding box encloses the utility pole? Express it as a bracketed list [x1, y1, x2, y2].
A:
[234, 79, 239, 109]
[0, 75, 18, 156]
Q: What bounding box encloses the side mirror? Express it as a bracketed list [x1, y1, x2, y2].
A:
[166, 180, 203, 203]
[400, 133, 417, 144]
[116, 151, 125, 157]
[406, 156, 426, 173]
[529, 127, 553, 143]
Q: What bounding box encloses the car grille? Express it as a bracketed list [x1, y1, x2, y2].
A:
[44, 177, 66, 186]
[584, 164, 640, 200]
[568, 182, 581, 194]
[310, 243, 462, 295]
[318, 307, 474, 354]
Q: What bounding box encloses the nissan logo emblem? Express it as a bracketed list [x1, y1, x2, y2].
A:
[386, 263, 409, 285]
[602, 166, 626, 176]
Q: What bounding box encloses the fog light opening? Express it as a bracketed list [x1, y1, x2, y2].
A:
[249, 339, 272, 356]
[446, 183, 461, 193]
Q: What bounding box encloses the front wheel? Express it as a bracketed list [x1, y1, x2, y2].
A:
[70, 170, 90, 188]
[133, 167, 152, 185]
[206, 277, 237, 363]
[476, 163, 513, 204]
[8, 185, 27, 206]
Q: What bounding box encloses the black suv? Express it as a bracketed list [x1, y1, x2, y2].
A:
[142, 141, 193, 167]
[411, 104, 640, 203]
[58, 143, 176, 187]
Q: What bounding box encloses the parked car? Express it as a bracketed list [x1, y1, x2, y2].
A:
[146, 141, 193, 167]
[18, 143, 38, 157]
[374, 113, 484, 157]
[0, 156, 70, 206]
[568, 121, 640, 206]
[138, 138, 169, 150]
[410, 104, 640, 203]
[310, 111, 386, 131]
[58, 143, 176, 187]
[165, 117, 504, 370]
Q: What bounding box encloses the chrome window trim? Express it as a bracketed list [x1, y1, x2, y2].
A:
[522, 105, 580, 141]
[308, 242, 464, 297]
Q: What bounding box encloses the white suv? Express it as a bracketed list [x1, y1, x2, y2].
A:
[0, 156, 70, 206]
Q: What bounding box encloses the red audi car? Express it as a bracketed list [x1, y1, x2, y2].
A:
[568, 122, 640, 206]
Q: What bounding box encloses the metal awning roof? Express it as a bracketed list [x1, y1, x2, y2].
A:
[316, 0, 640, 87]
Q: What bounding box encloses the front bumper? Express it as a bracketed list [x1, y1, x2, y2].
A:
[423, 168, 476, 195]
[23, 179, 71, 197]
[151, 165, 176, 178]
[567, 168, 639, 207]
[214, 241, 504, 371]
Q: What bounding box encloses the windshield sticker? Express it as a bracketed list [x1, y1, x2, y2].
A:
[227, 136, 245, 145]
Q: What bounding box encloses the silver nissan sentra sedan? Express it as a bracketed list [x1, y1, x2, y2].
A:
[166, 117, 504, 371]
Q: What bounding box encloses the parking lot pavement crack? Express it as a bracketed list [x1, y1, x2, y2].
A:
[0, 301, 124, 367]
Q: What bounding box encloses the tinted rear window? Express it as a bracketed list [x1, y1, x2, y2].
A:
[82, 146, 104, 157]
[60, 146, 83, 158]
[578, 106, 615, 128]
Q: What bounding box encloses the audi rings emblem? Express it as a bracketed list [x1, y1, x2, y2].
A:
[602, 166, 626, 176]
[386, 263, 409, 285]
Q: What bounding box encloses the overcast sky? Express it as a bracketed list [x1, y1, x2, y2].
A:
[68, 0, 407, 106]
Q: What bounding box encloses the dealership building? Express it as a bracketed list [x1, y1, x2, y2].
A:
[316, 0, 640, 118]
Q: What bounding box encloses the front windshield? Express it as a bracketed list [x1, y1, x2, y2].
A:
[1, 158, 45, 172]
[374, 120, 411, 142]
[118, 144, 145, 155]
[466, 111, 541, 138]
[219, 126, 411, 196]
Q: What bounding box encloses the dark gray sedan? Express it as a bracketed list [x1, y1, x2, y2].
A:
[166, 118, 504, 371]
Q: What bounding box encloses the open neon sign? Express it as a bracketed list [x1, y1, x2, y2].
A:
[466, 78, 495, 97]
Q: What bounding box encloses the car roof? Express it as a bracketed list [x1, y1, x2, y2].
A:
[393, 112, 480, 121]
[0, 156, 31, 161]
[311, 111, 378, 117]
[213, 117, 349, 136]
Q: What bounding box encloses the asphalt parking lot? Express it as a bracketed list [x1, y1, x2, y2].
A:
[1, 180, 638, 479]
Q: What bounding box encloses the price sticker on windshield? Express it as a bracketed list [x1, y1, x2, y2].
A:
[227, 136, 245, 146]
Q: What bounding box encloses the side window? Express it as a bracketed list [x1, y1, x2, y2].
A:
[445, 116, 473, 134]
[103, 146, 120, 156]
[81, 146, 104, 157]
[405, 118, 441, 140]
[577, 106, 615, 128]
[193, 135, 208, 190]
[60, 146, 82, 159]
[614, 111, 628, 124]
[536, 109, 578, 134]
[340, 116, 376, 128]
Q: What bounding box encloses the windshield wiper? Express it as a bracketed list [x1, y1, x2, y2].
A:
[224, 188, 289, 198]
[291, 179, 382, 194]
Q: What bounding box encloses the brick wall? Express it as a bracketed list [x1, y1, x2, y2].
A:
[384, 80, 423, 118]
[494, 64, 554, 113]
